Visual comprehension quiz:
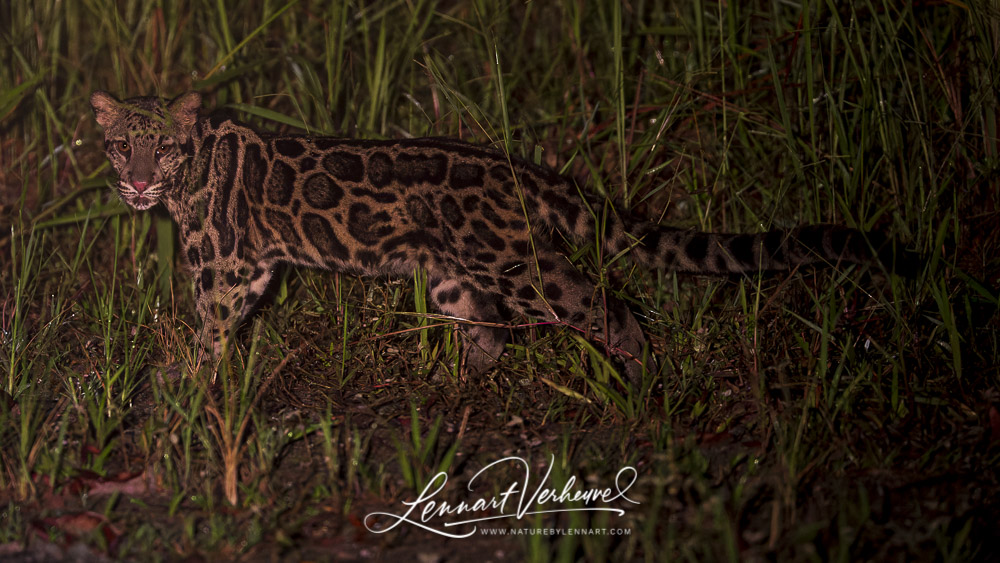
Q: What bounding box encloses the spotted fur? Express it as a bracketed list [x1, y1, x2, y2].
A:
[91, 91, 885, 379]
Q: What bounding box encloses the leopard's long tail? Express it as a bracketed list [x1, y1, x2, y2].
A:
[518, 163, 916, 276]
[618, 222, 905, 274]
[548, 200, 916, 275]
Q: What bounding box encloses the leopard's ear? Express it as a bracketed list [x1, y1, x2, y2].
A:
[167, 91, 202, 131]
[90, 90, 122, 130]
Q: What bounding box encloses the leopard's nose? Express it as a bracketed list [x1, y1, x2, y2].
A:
[132, 181, 149, 192]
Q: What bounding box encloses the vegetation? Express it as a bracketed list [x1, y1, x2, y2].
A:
[2, 0, 998, 560]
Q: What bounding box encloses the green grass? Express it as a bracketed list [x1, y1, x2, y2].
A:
[2, 0, 999, 560]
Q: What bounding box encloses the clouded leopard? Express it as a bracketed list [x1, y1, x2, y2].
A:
[90, 91, 897, 380]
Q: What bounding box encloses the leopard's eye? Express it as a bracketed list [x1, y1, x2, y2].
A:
[117, 141, 130, 153]
[155, 144, 173, 157]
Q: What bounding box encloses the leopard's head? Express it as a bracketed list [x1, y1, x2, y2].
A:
[90, 91, 201, 210]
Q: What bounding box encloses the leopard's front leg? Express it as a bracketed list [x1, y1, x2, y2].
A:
[193, 260, 273, 360]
